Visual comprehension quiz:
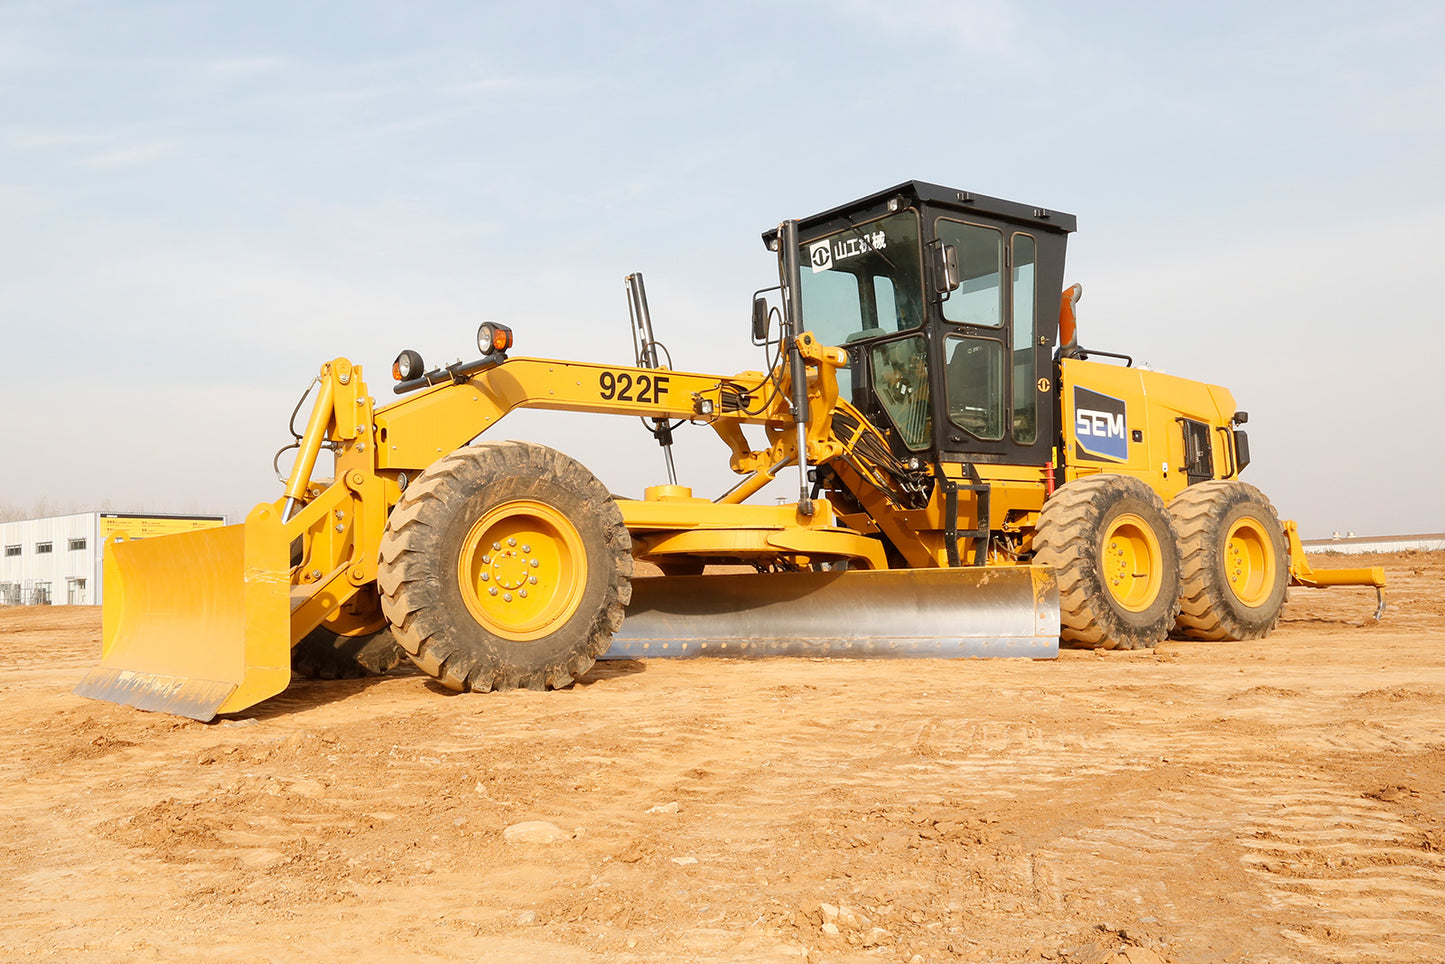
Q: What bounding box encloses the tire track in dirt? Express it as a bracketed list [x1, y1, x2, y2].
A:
[1033, 760, 1445, 962]
[1233, 776, 1445, 962]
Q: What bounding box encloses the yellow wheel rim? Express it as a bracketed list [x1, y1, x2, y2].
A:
[1223, 518, 1274, 607]
[1100, 513, 1163, 613]
[457, 500, 587, 641]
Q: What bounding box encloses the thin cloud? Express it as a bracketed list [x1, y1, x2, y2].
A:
[443, 76, 526, 96]
[360, 102, 486, 138]
[799, 0, 1022, 54]
[202, 55, 287, 77]
[0, 124, 103, 153]
[78, 141, 175, 168]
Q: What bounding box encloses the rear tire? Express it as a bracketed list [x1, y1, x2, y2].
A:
[1034, 474, 1181, 650]
[1170, 480, 1287, 640]
[292, 626, 406, 679]
[376, 441, 632, 692]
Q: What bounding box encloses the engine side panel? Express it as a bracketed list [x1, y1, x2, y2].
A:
[1058, 358, 1238, 502]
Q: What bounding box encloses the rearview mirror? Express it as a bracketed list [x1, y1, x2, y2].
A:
[751, 296, 770, 342]
[933, 244, 960, 293]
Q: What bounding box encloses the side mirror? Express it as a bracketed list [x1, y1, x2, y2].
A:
[933, 244, 960, 294]
[751, 296, 770, 342]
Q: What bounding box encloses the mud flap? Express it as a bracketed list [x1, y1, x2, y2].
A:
[73, 504, 293, 722]
[604, 566, 1060, 660]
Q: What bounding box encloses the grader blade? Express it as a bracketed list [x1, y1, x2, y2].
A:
[73, 505, 292, 722]
[606, 566, 1059, 659]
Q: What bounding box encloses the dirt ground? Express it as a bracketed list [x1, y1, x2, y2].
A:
[2, 552, 1443, 964]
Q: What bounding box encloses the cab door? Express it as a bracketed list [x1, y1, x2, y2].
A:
[932, 218, 1052, 466]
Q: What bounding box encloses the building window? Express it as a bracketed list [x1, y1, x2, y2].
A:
[68, 538, 87, 551]
[3, 545, 18, 557]
[35, 542, 52, 554]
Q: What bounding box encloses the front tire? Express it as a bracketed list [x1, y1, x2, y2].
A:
[376, 441, 632, 692]
[1035, 474, 1182, 650]
[1170, 481, 1287, 640]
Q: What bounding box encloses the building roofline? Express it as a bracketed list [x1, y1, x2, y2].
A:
[1300, 532, 1445, 546]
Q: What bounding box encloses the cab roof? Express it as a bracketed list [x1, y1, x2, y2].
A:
[761, 180, 1077, 248]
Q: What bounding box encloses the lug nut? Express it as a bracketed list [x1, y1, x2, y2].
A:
[480, 572, 489, 582]
[508, 537, 517, 546]
[519, 589, 528, 598]
[488, 587, 498, 596]
[522, 544, 531, 553]
[503, 593, 513, 602]
[530, 559, 539, 568]
[482, 554, 490, 564]
[529, 575, 538, 585]
[492, 542, 500, 550]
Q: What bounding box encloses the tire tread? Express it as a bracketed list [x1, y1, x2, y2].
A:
[375, 441, 631, 692]
[1170, 480, 1286, 641]
[1035, 474, 1182, 650]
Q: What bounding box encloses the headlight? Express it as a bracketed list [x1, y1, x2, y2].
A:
[478, 322, 514, 354]
[392, 349, 425, 381]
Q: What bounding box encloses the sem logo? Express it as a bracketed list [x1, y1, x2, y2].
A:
[809, 240, 833, 273]
[1073, 386, 1128, 461]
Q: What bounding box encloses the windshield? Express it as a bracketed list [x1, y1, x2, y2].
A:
[796, 210, 924, 349]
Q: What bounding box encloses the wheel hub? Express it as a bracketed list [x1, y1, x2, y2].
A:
[1223, 519, 1272, 606]
[457, 501, 587, 640]
[481, 538, 541, 597]
[1101, 513, 1163, 613]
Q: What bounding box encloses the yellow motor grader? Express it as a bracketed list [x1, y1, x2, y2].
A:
[78, 181, 1384, 721]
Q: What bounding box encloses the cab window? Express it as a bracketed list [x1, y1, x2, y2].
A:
[796, 210, 924, 348]
[1011, 233, 1038, 444]
[944, 335, 1005, 441]
[869, 335, 931, 450]
[937, 220, 1004, 329]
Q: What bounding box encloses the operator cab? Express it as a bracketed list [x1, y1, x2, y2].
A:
[763, 182, 1075, 468]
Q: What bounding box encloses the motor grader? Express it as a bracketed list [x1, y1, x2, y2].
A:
[78, 181, 1384, 721]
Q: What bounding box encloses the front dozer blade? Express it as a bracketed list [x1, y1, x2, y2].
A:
[73, 505, 292, 722]
[605, 566, 1059, 660]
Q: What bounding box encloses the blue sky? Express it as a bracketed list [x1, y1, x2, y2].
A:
[1, 1, 1441, 536]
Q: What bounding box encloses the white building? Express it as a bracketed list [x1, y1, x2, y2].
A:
[0, 512, 226, 606]
[1301, 532, 1445, 555]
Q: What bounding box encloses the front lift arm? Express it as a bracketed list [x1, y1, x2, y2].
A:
[280, 340, 866, 641]
[372, 356, 773, 471]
